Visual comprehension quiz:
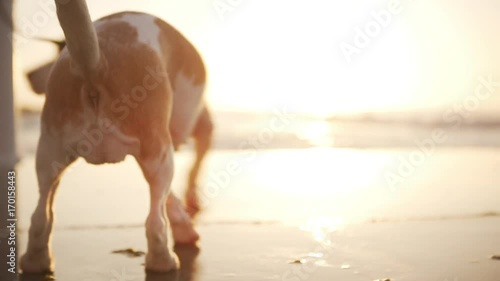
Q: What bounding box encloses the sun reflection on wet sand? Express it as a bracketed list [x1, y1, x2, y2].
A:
[283, 216, 347, 270]
[300, 216, 345, 244]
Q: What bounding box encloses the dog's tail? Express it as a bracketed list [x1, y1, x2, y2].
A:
[55, 0, 104, 82]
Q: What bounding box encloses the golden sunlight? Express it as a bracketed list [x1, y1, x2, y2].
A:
[300, 216, 345, 244]
[296, 120, 333, 146]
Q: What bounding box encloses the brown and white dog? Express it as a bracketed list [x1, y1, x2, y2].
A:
[21, 0, 213, 273]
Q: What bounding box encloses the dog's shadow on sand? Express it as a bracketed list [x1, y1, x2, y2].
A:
[20, 245, 201, 281]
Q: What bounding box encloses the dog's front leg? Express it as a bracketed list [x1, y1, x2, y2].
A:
[136, 139, 178, 272]
[21, 133, 74, 273]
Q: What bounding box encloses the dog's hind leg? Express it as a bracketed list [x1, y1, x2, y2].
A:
[136, 137, 179, 272]
[185, 106, 214, 217]
[166, 193, 199, 245]
[21, 132, 74, 273]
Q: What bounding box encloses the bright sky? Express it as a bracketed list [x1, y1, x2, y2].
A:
[12, 0, 500, 117]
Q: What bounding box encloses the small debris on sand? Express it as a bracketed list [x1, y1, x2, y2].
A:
[341, 264, 351, 269]
[492, 255, 500, 261]
[289, 259, 306, 264]
[374, 279, 392, 281]
[112, 248, 146, 258]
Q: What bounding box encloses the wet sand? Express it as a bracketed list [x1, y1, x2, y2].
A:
[16, 148, 500, 280]
[17, 218, 500, 280]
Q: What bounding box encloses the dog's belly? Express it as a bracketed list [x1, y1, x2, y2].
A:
[83, 141, 127, 165]
[82, 134, 138, 165]
[61, 118, 141, 165]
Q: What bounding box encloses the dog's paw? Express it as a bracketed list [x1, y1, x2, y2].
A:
[167, 194, 200, 245]
[171, 221, 200, 245]
[20, 253, 54, 274]
[145, 252, 179, 273]
[184, 188, 202, 218]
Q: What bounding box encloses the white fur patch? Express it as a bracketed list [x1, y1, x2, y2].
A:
[170, 72, 205, 144]
[174, 72, 205, 98]
[119, 14, 162, 55]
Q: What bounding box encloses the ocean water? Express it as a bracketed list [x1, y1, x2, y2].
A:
[16, 110, 500, 231]
[18, 110, 500, 156]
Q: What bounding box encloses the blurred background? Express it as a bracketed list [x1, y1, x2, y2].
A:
[9, 0, 500, 234]
[14, 0, 500, 146]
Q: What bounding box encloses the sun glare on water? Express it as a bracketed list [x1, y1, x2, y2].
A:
[300, 216, 345, 244]
[295, 120, 335, 147]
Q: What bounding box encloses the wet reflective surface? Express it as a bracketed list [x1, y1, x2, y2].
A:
[15, 219, 500, 281]
[16, 149, 500, 280]
[20, 245, 200, 281]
